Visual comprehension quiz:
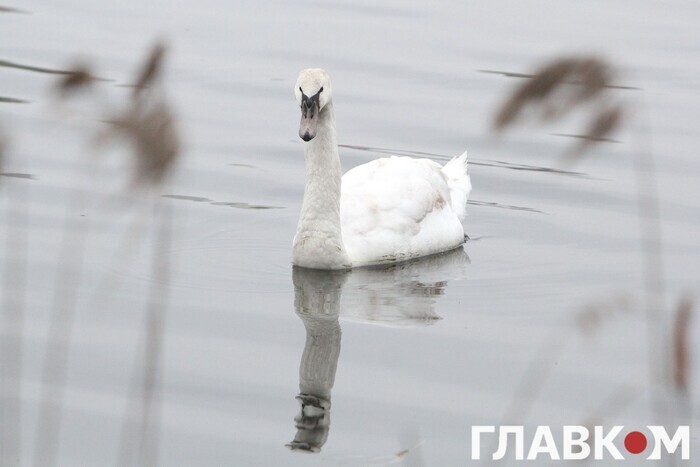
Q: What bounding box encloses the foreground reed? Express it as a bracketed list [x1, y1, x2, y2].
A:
[490, 55, 693, 444]
[31, 41, 180, 467]
[1, 132, 29, 466]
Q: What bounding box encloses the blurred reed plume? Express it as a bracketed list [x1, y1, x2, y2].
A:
[132, 42, 166, 98]
[101, 41, 180, 188]
[575, 293, 636, 335]
[32, 40, 181, 467]
[491, 56, 626, 160]
[107, 41, 180, 467]
[491, 54, 687, 432]
[53, 63, 96, 97]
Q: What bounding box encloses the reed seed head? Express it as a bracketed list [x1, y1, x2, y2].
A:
[54, 64, 95, 97]
[492, 55, 626, 160]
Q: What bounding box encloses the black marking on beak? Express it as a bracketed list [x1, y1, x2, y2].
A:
[300, 90, 321, 119]
[299, 88, 322, 142]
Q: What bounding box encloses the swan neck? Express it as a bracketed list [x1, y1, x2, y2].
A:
[294, 102, 349, 269]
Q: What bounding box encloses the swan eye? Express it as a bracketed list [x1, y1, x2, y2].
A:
[299, 86, 303, 92]
[319, 87, 324, 93]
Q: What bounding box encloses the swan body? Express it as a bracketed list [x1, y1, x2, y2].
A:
[293, 69, 471, 270]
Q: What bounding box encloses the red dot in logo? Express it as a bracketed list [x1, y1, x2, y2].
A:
[624, 431, 647, 454]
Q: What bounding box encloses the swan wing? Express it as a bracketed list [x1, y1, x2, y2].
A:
[340, 156, 466, 266]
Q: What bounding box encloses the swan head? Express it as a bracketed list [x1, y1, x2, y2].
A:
[295, 68, 331, 142]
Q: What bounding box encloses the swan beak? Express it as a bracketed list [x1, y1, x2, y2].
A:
[299, 100, 319, 142]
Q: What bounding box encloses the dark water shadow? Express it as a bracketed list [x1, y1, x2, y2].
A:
[0, 59, 110, 82]
[0, 6, 30, 14]
[0, 96, 29, 104]
[210, 201, 283, 210]
[162, 194, 284, 210]
[338, 144, 588, 178]
[161, 194, 209, 202]
[551, 133, 621, 144]
[0, 173, 35, 180]
[468, 199, 547, 215]
[0, 59, 82, 76]
[477, 69, 640, 90]
[287, 248, 468, 453]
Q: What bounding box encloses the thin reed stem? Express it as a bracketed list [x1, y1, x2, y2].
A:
[480, 326, 572, 464]
[1, 178, 29, 466]
[33, 165, 94, 467]
[116, 197, 172, 467]
[86, 197, 151, 311]
[631, 106, 670, 428]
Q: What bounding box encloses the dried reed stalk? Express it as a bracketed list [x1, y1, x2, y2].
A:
[0, 132, 5, 171]
[33, 40, 180, 467]
[33, 156, 94, 467]
[111, 41, 180, 467]
[1, 134, 28, 466]
[673, 297, 693, 394]
[492, 56, 624, 161]
[116, 200, 173, 467]
[491, 55, 674, 430]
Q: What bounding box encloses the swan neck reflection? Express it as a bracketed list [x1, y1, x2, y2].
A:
[287, 268, 346, 453]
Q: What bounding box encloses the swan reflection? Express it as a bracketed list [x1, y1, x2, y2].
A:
[287, 248, 469, 452]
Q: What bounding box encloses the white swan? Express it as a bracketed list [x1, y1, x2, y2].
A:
[293, 68, 471, 270]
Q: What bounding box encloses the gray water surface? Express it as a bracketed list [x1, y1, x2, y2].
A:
[1, 1, 699, 465]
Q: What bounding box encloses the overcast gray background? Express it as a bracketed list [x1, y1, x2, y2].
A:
[1, 0, 699, 465]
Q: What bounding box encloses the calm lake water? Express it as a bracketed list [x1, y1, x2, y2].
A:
[1, 1, 699, 465]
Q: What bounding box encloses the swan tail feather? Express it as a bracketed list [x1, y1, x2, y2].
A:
[442, 150, 471, 222]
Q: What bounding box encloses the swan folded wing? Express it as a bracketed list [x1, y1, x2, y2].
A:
[340, 156, 465, 266]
